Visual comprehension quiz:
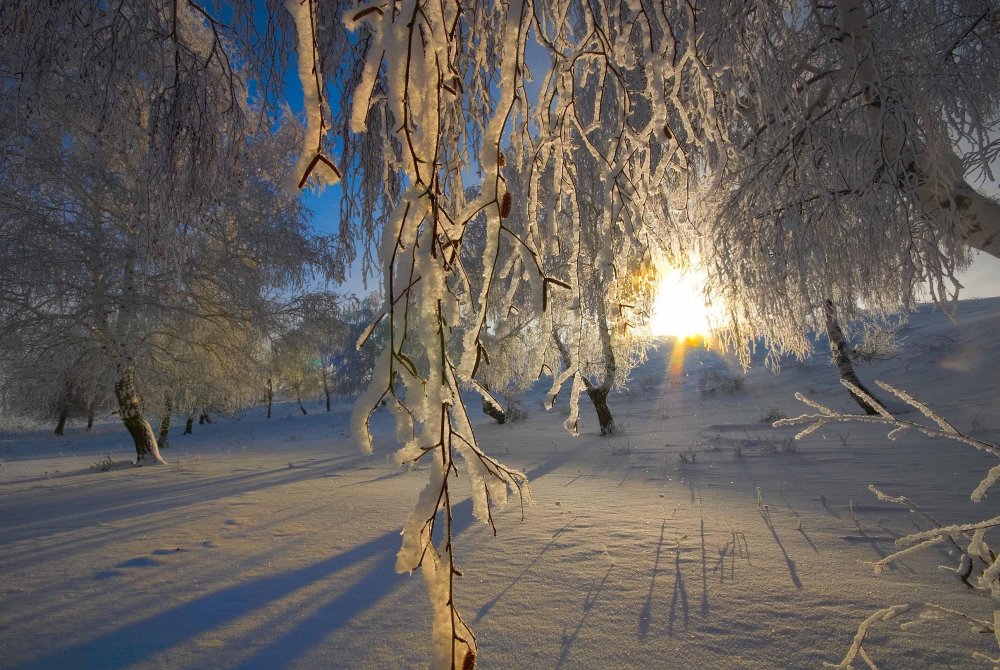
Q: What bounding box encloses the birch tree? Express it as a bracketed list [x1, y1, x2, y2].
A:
[698, 1, 1000, 363]
[0, 0, 327, 461]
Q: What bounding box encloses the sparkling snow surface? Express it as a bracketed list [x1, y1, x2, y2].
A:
[2, 299, 1000, 669]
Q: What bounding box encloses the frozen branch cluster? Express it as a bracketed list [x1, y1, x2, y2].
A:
[779, 381, 1000, 668]
[279, 1, 1000, 666]
[699, 0, 1000, 363]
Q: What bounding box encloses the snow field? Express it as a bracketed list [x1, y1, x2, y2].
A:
[2, 299, 999, 668]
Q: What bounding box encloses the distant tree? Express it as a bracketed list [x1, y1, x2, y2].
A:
[0, 0, 327, 462]
[0, 339, 112, 435]
[271, 294, 352, 414]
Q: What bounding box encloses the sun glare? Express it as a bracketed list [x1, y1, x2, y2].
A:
[648, 265, 717, 340]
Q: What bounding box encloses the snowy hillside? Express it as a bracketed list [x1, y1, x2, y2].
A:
[2, 298, 999, 669]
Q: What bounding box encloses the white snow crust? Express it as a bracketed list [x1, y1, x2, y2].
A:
[2, 298, 999, 668]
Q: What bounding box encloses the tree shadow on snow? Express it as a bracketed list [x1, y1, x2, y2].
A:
[556, 565, 613, 669]
[760, 510, 802, 590]
[12, 529, 399, 670]
[638, 520, 670, 640]
[0, 455, 359, 552]
[15, 497, 480, 670]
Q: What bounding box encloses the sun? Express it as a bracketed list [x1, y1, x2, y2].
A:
[647, 264, 717, 340]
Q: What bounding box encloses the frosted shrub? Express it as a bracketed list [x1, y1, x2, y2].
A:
[851, 324, 903, 364]
[760, 408, 788, 424]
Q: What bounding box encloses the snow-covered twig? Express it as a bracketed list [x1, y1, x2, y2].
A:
[776, 380, 1000, 465]
[826, 603, 992, 669]
[786, 379, 1000, 666]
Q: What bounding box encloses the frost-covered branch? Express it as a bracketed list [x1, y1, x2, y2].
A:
[783, 379, 1000, 666]
[777, 379, 1000, 471]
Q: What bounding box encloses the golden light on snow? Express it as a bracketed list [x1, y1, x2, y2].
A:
[647, 264, 717, 340]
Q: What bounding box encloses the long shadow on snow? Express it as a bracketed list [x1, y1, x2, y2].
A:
[638, 520, 669, 640]
[15, 447, 573, 669]
[0, 455, 360, 545]
[473, 516, 578, 624]
[15, 495, 475, 670]
[760, 510, 802, 589]
[556, 565, 613, 670]
[246, 446, 582, 664]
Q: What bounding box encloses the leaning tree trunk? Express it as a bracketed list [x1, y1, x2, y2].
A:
[86, 407, 94, 431]
[114, 365, 166, 464]
[823, 299, 882, 415]
[583, 269, 618, 436]
[157, 394, 173, 449]
[183, 415, 194, 435]
[296, 391, 308, 415]
[553, 330, 617, 435]
[584, 384, 615, 435]
[111, 236, 164, 464]
[54, 405, 69, 436]
[482, 398, 507, 424]
[479, 382, 507, 424]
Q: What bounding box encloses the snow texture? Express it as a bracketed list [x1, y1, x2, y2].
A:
[2, 298, 999, 668]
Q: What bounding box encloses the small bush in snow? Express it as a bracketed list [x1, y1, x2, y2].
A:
[971, 412, 988, 436]
[90, 455, 117, 472]
[760, 407, 788, 424]
[850, 323, 903, 363]
[678, 447, 698, 464]
[758, 438, 779, 455]
[640, 374, 659, 393]
[611, 439, 632, 455]
[700, 370, 745, 395]
[506, 400, 528, 423]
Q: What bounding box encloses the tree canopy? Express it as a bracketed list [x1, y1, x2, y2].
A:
[3, 1, 999, 667]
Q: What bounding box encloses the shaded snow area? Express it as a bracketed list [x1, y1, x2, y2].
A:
[3, 299, 1000, 669]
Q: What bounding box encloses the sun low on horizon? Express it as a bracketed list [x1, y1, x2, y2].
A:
[647, 263, 719, 342]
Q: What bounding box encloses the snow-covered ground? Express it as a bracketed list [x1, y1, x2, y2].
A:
[2, 299, 1000, 669]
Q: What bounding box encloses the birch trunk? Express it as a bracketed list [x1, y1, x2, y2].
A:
[112, 232, 165, 464]
[823, 300, 882, 415]
[481, 383, 507, 424]
[157, 394, 172, 449]
[54, 406, 68, 436]
[115, 364, 166, 464]
[266, 378, 273, 419]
